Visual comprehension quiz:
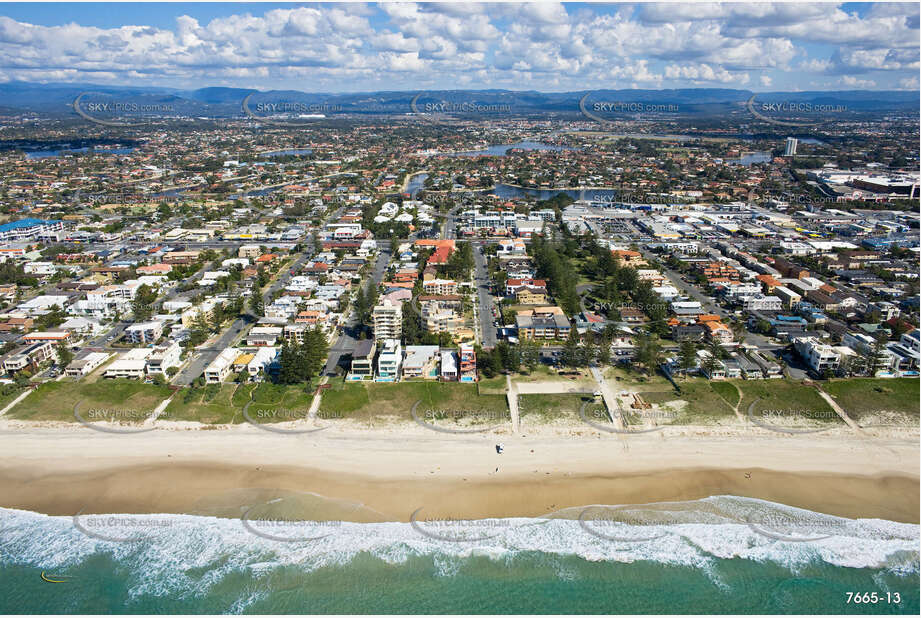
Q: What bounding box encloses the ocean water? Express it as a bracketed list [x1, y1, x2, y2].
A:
[1, 496, 917, 614]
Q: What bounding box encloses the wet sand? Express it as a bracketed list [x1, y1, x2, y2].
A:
[0, 424, 917, 522]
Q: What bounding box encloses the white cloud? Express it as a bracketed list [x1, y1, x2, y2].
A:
[0, 3, 914, 91]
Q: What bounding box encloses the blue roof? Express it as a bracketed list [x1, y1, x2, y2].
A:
[0, 218, 61, 233]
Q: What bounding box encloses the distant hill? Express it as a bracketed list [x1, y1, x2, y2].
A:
[0, 81, 915, 118]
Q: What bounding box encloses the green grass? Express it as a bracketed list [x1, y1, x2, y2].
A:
[710, 380, 741, 408]
[163, 381, 322, 424]
[823, 378, 920, 423]
[163, 383, 248, 424]
[477, 375, 507, 394]
[638, 378, 737, 424]
[8, 380, 172, 422]
[519, 393, 588, 423]
[0, 384, 27, 411]
[737, 380, 838, 422]
[319, 381, 509, 425]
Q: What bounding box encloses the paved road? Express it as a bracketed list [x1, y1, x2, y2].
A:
[637, 248, 779, 351]
[323, 242, 392, 376]
[472, 243, 497, 348]
[174, 315, 252, 385]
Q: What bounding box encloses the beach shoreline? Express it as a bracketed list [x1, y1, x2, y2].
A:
[0, 424, 917, 524]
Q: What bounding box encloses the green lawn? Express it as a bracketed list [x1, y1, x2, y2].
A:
[823, 378, 919, 423]
[519, 393, 588, 424]
[638, 378, 737, 425]
[737, 380, 839, 424]
[162, 381, 322, 425]
[8, 380, 172, 422]
[319, 381, 509, 426]
[162, 383, 249, 424]
[0, 384, 27, 412]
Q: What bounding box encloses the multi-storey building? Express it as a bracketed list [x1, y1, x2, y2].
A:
[372, 299, 402, 340]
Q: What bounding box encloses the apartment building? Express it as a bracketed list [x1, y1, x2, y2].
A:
[422, 279, 458, 295]
[0, 218, 64, 242]
[2, 341, 54, 374]
[793, 337, 840, 373]
[375, 339, 402, 382]
[104, 348, 154, 379]
[515, 306, 571, 340]
[459, 343, 477, 382]
[372, 299, 402, 340]
[204, 348, 240, 384]
[402, 345, 440, 380]
[421, 302, 463, 336]
[145, 342, 182, 375]
[65, 351, 111, 378]
[124, 321, 163, 344]
[347, 339, 376, 381]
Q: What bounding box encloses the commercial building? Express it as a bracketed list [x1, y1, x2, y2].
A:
[0, 218, 64, 242]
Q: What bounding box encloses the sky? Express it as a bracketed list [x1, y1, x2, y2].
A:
[0, 2, 917, 92]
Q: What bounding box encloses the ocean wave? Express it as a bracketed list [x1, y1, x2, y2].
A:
[1, 496, 917, 601]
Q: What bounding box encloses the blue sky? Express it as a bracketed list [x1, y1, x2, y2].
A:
[0, 2, 917, 92]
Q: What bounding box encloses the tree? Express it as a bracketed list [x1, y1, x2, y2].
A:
[249, 291, 264, 317]
[633, 331, 662, 375]
[519, 337, 540, 372]
[677, 340, 697, 379]
[561, 329, 582, 368]
[55, 341, 73, 368]
[867, 332, 890, 376]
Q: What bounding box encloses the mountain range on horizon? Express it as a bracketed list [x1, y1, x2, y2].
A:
[0, 81, 917, 118]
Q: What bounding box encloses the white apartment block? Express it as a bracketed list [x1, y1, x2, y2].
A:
[373, 299, 402, 340]
[146, 342, 182, 375]
[204, 348, 240, 384]
[125, 321, 164, 344]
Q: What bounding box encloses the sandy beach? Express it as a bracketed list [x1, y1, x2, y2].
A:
[0, 421, 917, 523]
